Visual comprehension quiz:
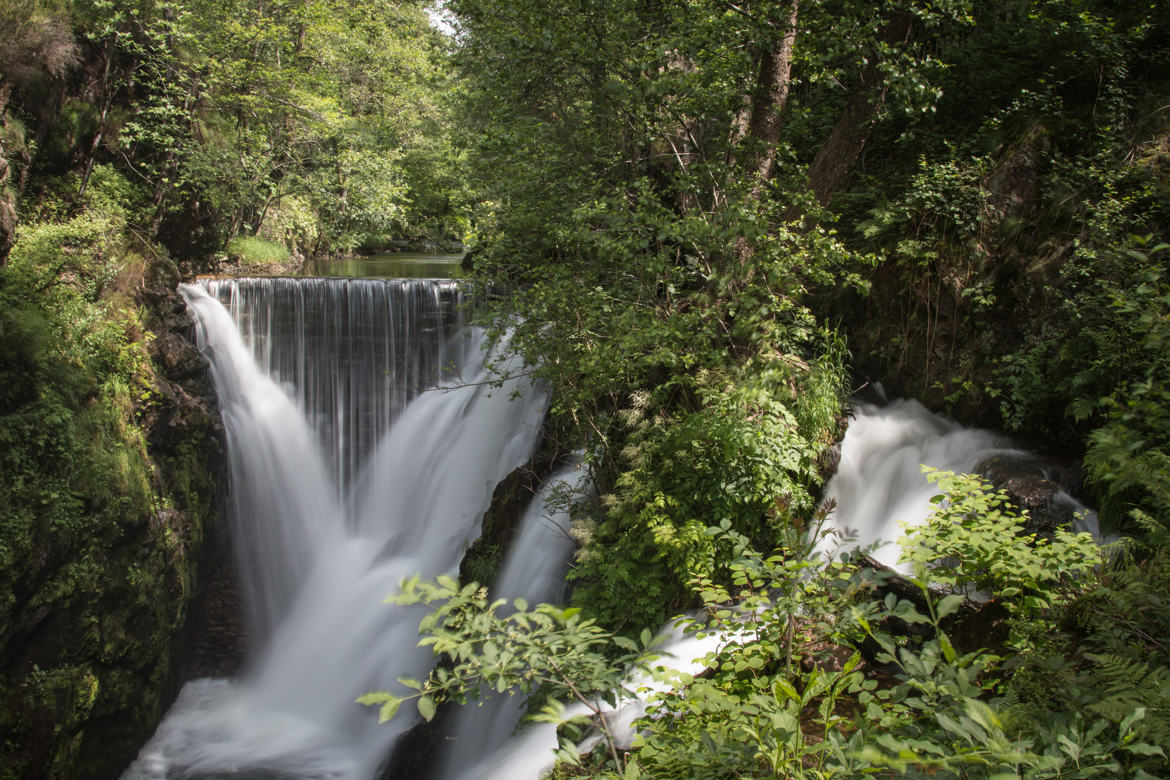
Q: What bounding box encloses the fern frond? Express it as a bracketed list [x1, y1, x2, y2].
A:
[1083, 652, 1170, 743]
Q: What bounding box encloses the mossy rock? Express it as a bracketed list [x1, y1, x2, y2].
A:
[0, 267, 227, 779]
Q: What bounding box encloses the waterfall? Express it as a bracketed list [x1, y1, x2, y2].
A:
[203, 277, 466, 491]
[434, 459, 589, 780]
[816, 399, 1018, 569]
[124, 278, 546, 780]
[816, 399, 1099, 568]
[126, 275, 1099, 780]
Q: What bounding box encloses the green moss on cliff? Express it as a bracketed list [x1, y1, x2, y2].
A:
[0, 190, 224, 778]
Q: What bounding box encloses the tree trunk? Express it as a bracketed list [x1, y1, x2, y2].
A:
[729, 1, 799, 271]
[0, 82, 14, 266]
[78, 43, 114, 199]
[806, 12, 915, 204]
[744, 1, 799, 183]
[805, 76, 887, 205]
[0, 148, 15, 267]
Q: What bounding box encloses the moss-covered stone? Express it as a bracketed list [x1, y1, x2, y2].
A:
[0, 251, 227, 779]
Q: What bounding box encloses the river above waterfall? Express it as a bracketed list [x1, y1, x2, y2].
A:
[309, 252, 466, 279]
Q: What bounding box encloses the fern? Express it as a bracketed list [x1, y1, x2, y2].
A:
[1082, 653, 1170, 744]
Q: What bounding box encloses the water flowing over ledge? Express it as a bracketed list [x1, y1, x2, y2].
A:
[203, 277, 467, 491]
[124, 278, 546, 780]
[818, 399, 1100, 570]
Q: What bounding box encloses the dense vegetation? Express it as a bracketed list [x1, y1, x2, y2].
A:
[366, 0, 1170, 777]
[2, 0, 1169, 777]
[1, 0, 462, 267]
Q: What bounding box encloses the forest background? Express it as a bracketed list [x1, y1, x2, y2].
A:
[0, 0, 1168, 777]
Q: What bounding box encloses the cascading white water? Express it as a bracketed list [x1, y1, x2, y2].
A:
[128, 278, 1100, 780]
[181, 284, 344, 641]
[816, 399, 1022, 569]
[123, 280, 547, 780]
[435, 459, 589, 780]
[204, 277, 466, 490]
[449, 615, 735, 780]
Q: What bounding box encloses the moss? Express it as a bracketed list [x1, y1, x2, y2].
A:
[0, 217, 226, 778]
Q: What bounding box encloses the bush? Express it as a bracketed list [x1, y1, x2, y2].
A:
[225, 234, 292, 267]
[377, 469, 1167, 779]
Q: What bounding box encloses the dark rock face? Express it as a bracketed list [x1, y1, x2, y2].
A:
[830, 124, 1071, 435]
[0, 266, 231, 779]
[142, 272, 246, 680]
[457, 415, 573, 591]
[975, 451, 1087, 537]
[183, 559, 249, 679]
[0, 189, 14, 263]
[79, 272, 231, 777]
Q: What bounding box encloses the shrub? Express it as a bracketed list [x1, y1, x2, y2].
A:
[225, 234, 291, 267]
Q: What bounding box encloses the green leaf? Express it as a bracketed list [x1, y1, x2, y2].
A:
[938, 632, 957, 663]
[417, 695, 436, 722]
[378, 697, 403, 723]
[936, 593, 966, 619]
[1125, 743, 1165, 757]
[613, 635, 638, 652]
[356, 691, 393, 706]
[555, 738, 582, 766]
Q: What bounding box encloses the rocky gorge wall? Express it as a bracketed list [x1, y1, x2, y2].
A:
[0, 260, 229, 779]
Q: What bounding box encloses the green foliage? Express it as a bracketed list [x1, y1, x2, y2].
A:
[993, 234, 1170, 541]
[0, 208, 154, 614]
[226, 234, 292, 268]
[829, 0, 1170, 441]
[361, 574, 659, 769]
[0, 191, 219, 775]
[1074, 240, 1170, 540]
[258, 195, 321, 257]
[380, 472, 1163, 779]
[1007, 548, 1170, 756]
[7, 0, 463, 260]
[164, 0, 462, 251]
[903, 468, 1102, 620]
[572, 374, 830, 630]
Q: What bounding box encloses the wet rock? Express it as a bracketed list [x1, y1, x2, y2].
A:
[458, 414, 573, 590]
[976, 452, 1087, 537]
[978, 453, 1056, 509]
[184, 559, 249, 678]
[155, 328, 207, 380]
